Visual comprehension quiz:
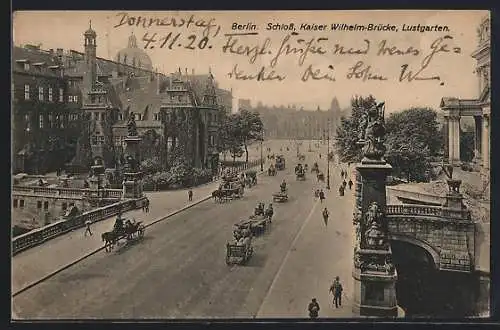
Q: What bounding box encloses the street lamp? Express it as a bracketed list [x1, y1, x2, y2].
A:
[326, 119, 331, 190]
[260, 129, 264, 172]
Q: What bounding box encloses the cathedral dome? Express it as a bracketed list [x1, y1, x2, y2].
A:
[115, 33, 153, 71]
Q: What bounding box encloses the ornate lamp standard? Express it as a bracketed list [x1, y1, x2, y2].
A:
[325, 119, 331, 190]
[260, 128, 264, 172]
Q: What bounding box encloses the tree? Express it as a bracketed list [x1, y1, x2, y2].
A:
[334, 95, 377, 163]
[237, 109, 264, 163]
[384, 107, 443, 182]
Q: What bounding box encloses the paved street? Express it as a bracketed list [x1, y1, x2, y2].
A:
[12, 140, 357, 319]
[12, 141, 269, 295]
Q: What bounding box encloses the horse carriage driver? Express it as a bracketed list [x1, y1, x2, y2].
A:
[280, 179, 287, 193]
[254, 202, 265, 216]
[237, 228, 253, 249]
[113, 213, 125, 233]
[265, 203, 274, 221]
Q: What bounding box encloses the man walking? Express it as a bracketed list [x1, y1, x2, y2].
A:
[308, 298, 320, 319]
[84, 220, 93, 237]
[319, 189, 325, 203]
[322, 207, 329, 227]
[188, 189, 193, 202]
[329, 276, 343, 308]
[348, 179, 353, 190]
[145, 198, 150, 213]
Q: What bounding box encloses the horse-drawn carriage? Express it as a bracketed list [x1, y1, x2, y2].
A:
[295, 164, 306, 181]
[268, 164, 277, 176]
[212, 180, 244, 202]
[275, 155, 286, 171]
[273, 190, 288, 202]
[101, 218, 145, 252]
[245, 170, 258, 187]
[226, 227, 254, 265]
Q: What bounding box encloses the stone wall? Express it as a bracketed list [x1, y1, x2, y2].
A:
[387, 215, 474, 273]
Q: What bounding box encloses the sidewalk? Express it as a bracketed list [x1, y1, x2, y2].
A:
[11, 178, 225, 294]
[256, 164, 356, 318]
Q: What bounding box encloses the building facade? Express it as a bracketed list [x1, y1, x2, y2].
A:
[12, 25, 232, 174]
[440, 16, 490, 178]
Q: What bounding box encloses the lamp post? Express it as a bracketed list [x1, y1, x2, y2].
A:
[260, 129, 264, 172]
[326, 119, 331, 190]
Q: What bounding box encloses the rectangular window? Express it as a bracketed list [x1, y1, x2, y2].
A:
[60, 114, 66, 128]
[13, 199, 18, 208]
[100, 113, 105, 121]
[48, 114, 53, 128]
[153, 113, 159, 121]
[43, 201, 49, 210]
[94, 112, 99, 120]
[39, 114, 44, 128]
[91, 135, 97, 145]
[68, 95, 73, 102]
[20, 200, 25, 208]
[24, 84, 30, 100]
[59, 88, 63, 102]
[74, 95, 78, 103]
[118, 113, 123, 121]
[39, 87, 44, 101]
[24, 63, 30, 70]
[48, 88, 53, 101]
[37, 201, 42, 209]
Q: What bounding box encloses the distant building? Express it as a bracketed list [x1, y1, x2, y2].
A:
[238, 98, 252, 110]
[254, 99, 343, 140]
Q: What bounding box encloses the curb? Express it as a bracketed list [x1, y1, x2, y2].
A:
[12, 166, 266, 298]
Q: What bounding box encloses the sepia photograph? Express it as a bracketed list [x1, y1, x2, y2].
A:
[11, 10, 490, 320]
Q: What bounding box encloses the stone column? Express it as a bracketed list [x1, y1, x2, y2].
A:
[482, 114, 489, 170]
[473, 116, 482, 164]
[448, 115, 461, 165]
[443, 116, 450, 162]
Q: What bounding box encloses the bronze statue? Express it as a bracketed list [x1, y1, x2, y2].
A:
[127, 112, 138, 136]
[358, 101, 386, 161]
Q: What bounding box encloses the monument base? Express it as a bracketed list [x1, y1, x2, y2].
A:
[352, 267, 398, 317]
[123, 172, 143, 199]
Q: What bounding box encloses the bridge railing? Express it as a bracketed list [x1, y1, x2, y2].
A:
[386, 204, 471, 220]
[12, 198, 141, 255]
[12, 185, 123, 199]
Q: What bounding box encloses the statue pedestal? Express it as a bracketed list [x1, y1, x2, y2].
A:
[352, 159, 398, 317]
[444, 179, 464, 210]
[122, 135, 143, 199]
[123, 172, 143, 199]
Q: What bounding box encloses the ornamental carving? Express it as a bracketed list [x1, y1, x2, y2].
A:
[363, 202, 389, 250]
[127, 112, 138, 136]
[476, 18, 490, 44]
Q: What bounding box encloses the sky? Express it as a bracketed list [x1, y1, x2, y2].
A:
[13, 10, 489, 112]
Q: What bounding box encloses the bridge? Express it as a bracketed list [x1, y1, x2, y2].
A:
[11, 140, 489, 319]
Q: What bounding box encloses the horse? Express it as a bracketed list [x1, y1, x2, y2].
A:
[212, 189, 223, 203]
[101, 231, 117, 252]
[265, 208, 274, 222]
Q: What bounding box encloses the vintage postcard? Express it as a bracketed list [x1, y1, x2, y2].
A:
[11, 10, 490, 320]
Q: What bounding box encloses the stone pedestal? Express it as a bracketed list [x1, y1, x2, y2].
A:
[444, 179, 464, 210]
[122, 135, 143, 199]
[352, 158, 398, 317]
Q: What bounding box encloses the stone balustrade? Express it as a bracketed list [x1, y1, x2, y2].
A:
[12, 198, 143, 255]
[386, 204, 471, 221]
[12, 186, 123, 199]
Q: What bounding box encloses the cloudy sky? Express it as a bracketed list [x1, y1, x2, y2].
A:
[13, 10, 488, 112]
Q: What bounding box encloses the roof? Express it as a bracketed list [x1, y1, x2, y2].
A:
[116, 75, 169, 118]
[440, 97, 482, 109]
[12, 46, 64, 78]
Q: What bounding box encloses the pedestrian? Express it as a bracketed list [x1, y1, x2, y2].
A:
[308, 298, 320, 319]
[329, 276, 343, 308]
[338, 185, 344, 197]
[322, 207, 329, 227]
[340, 169, 344, 179]
[84, 220, 93, 237]
[188, 189, 193, 202]
[348, 179, 353, 190]
[342, 180, 347, 188]
[145, 198, 150, 213]
[319, 189, 325, 203]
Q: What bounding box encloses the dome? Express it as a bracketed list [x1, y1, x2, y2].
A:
[115, 33, 153, 71]
[84, 21, 96, 37]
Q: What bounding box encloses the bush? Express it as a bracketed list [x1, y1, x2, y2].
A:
[142, 167, 213, 191]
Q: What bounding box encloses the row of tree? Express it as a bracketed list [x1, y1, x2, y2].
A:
[335, 95, 444, 182]
[219, 109, 264, 165]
